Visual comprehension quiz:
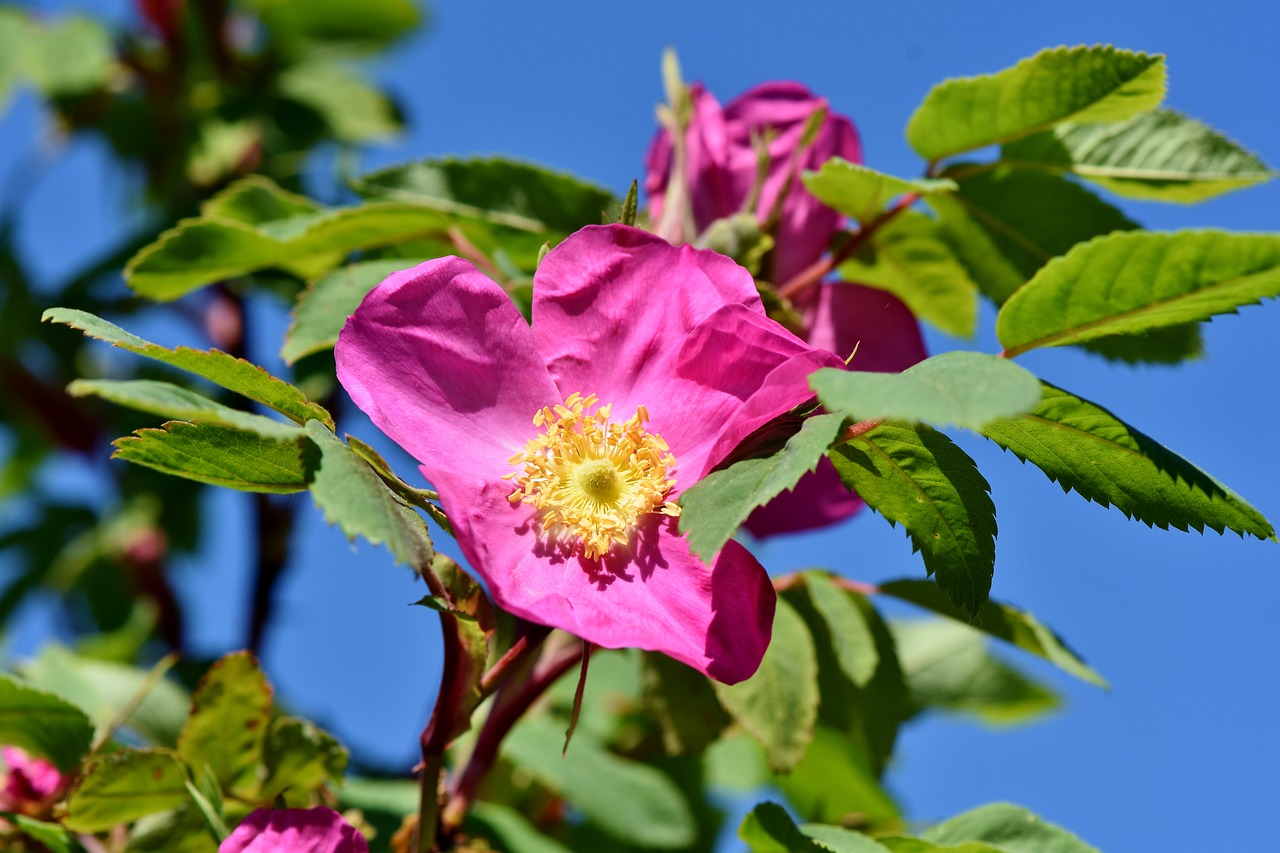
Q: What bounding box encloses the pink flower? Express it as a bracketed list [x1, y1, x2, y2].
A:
[743, 283, 927, 537]
[219, 808, 368, 853]
[1, 747, 65, 813]
[645, 80, 862, 285]
[336, 225, 841, 683]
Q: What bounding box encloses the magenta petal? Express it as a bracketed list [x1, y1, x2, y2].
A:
[219, 808, 368, 853]
[2, 747, 64, 803]
[335, 257, 559, 481]
[801, 282, 927, 372]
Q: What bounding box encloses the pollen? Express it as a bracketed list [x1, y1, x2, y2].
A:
[505, 392, 680, 560]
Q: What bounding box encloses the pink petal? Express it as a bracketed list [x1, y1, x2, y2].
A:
[435, 465, 773, 683]
[335, 257, 559, 482]
[219, 808, 368, 853]
[2, 747, 64, 803]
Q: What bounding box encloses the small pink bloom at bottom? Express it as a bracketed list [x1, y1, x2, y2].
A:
[1, 747, 65, 808]
[219, 808, 369, 853]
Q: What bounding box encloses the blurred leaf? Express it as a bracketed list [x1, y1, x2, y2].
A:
[113, 422, 309, 493]
[997, 230, 1280, 356]
[830, 425, 995, 618]
[812, 352, 1040, 431]
[0, 813, 75, 853]
[929, 167, 1139, 306]
[64, 748, 189, 832]
[467, 802, 577, 853]
[1003, 109, 1275, 203]
[877, 837, 1002, 853]
[27, 15, 114, 96]
[642, 652, 730, 756]
[805, 573, 878, 687]
[907, 46, 1165, 161]
[503, 716, 697, 849]
[125, 805, 218, 853]
[878, 578, 1105, 686]
[0, 10, 31, 112]
[244, 0, 421, 57]
[836, 212, 980, 338]
[69, 379, 301, 439]
[923, 802, 1100, 853]
[283, 259, 426, 364]
[177, 652, 271, 796]
[803, 824, 896, 853]
[777, 726, 900, 828]
[203, 175, 323, 224]
[186, 119, 262, 188]
[260, 717, 348, 803]
[740, 802, 824, 853]
[43, 307, 332, 426]
[703, 733, 769, 792]
[981, 382, 1273, 540]
[279, 63, 401, 142]
[0, 674, 93, 771]
[892, 621, 1059, 725]
[713, 597, 818, 773]
[680, 413, 844, 560]
[304, 421, 435, 568]
[353, 157, 617, 233]
[804, 159, 956, 222]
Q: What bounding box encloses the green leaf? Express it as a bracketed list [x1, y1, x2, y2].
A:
[352, 157, 617, 233]
[279, 63, 401, 142]
[0, 674, 93, 771]
[805, 572, 878, 687]
[69, 379, 302, 439]
[43, 307, 332, 426]
[713, 597, 818, 773]
[923, 802, 1100, 853]
[803, 159, 956, 222]
[776, 726, 900, 827]
[836, 212, 980, 339]
[830, 425, 995, 618]
[63, 748, 190, 832]
[0, 11, 32, 112]
[878, 578, 1105, 686]
[242, 0, 421, 58]
[812, 351, 1041, 431]
[260, 717, 348, 803]
[283, 259, 425, 364]
[740, 802, 824, 853]
[27, 15, 114, 96]
[125, 805, 217, 853]
[906, 46, 1166, 162]
[112, 423, 309, 493]
[1003, 109, 1275, 203]
[980, 382, 1273, 539]
[997, 230, 1280, 356]
[177, 652, 271, 796]
[202, 175, 323, 225]
[468, 802, 577, 853]
[0, 813, 75, 853]
[503, 716, 697, 849]
[409, 594, 478, 621]
[929, 167, 1139, 307]
[803, 824, 896, 853]
[679, 413, 845, 559]
[304, 421, 435, 568]
[892, 621, 1059, 725]
[877, 836, 1003, 853]
[642, 652, 730, 756]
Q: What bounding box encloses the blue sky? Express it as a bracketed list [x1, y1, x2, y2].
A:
[3, 1, 1278, 850]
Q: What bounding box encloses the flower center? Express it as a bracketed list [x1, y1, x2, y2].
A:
[505, 392, 680, 560]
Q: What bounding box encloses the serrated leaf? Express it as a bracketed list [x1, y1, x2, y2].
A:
[929, 167, 1139, 306]
[260, 717, 348, 803]
[713, 597, 818, 773]
[776, 726, 900, 827]
[803, 159, 956, 222]
[113, 422, 309, 493]
[283, 259, 426, 364]
[303, 421, 435, 567]
[893, 620, 1059, 725]
[837, 211, 980, 338]
[69, 379, 301, 439]
[43, 307, 332, 426]
[642, 652, 730, 756]
[0, 674, 93, 771]
[878, 578, 1105, 686]
[679, 413, 844, 559]
[812, 351, 1041, 431]
[1003, 109, 1275, 203]
[503, 716, 696, 849]
[279, 62, 400, 142]
[923, 802, 1100, 853]
[177, 652, 271, 796]
[997, 230, 1280, 356]
[63, 748, 189, 832]
[981, 382, 1273, 539]
[830, 424, 995, 617]
[805, 572, 878, 687]
[907, 46, 1166, 162]
[352, 156, 617, 233]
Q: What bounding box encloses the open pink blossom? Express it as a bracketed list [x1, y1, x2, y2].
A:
[336, 225, 841, 682]
[1, 747, 65, 812]
[219, 807, 368, 853]
[743, 283, 927, 538]
[645, 80, 861, 285]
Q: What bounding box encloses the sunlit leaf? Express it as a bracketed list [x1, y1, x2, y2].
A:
[69, 379, 301, 439]
[803, 159, 956, 223]
[260, 717, 348, 803]
[177, 652, 271, 796]
[923, 802, 1101, 853]
[112, 423, 309, 493]
[63, 748, 189, 832]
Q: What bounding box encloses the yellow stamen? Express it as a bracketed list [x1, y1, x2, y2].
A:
[508, 393, 680, 560]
